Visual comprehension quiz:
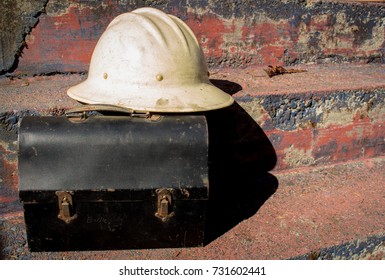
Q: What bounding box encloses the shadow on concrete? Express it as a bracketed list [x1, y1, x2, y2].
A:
[210, 79, 243, 95]
[204, 99, 278, 244]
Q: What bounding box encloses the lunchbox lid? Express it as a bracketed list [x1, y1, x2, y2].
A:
[18, 114, 208, 203]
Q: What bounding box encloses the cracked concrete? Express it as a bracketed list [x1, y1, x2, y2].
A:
[0, 0, 48, 73]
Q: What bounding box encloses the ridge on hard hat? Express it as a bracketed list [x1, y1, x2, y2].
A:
[67, 7, 234, 113]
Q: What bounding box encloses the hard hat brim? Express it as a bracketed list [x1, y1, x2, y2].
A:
[67, 79, 234, 113]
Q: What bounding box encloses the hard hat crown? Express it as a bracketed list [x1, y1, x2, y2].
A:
[67, 8, 234, 112]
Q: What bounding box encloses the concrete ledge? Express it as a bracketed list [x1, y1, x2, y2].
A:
[6, 1, 385, 74]
[2, 64, 385, 110]
[1, 63, 384, 170]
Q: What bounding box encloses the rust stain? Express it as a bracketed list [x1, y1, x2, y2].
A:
[185, 12, 226, 64]
[1, 1, 383, 74]
[19, 4, 110, 73]
[0, 141, 18, 195]
[10, 2, 385, 74]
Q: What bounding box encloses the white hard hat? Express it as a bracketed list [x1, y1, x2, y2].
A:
[67, 7, 234, 112]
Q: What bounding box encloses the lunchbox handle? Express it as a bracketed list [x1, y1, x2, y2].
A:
[65, 104, 152, 121]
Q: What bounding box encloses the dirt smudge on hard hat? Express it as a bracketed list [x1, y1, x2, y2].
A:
[156, 98, 169, 107]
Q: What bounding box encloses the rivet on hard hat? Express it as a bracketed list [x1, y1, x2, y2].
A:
[156, 74, 164, 82]
[67, 7, 234, 113]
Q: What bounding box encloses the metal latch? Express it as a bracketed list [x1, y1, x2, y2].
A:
[155, 189, 175, 222]
[56, 191, 78, 224]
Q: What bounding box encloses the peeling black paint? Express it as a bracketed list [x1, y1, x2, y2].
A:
[0, 107, 68, 133]
[255, 89, 385, 131]
[0, 110, 39, 133]
[314, 140, 338, 161]
[293, 234, 385, 260]
[353, 18, 378, 47]
[260, 94, 321, 131]
[202, 0, 385, 65]
[204, 0, 385, 24]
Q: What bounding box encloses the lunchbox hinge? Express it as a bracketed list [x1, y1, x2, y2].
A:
[56, 191, 78, 224]
[155, 189, 175, 222]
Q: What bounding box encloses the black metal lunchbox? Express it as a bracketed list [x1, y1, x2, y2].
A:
[18, 106, 208, 251]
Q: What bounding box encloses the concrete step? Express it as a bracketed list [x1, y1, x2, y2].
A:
[1, 63, 384, 172]
[1, 63, 385, 259]
[1, 156, 384, 259]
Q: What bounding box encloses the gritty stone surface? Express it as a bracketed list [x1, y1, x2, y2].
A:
[0, 74, 81, 112]
[1, 157, 384, 259]
[1, 64, 384, 172]
[248, 89, 384, 131]
[0, 63, 384, 259]
[2, 64, 385, 112]
[293, 234, 385, 260]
